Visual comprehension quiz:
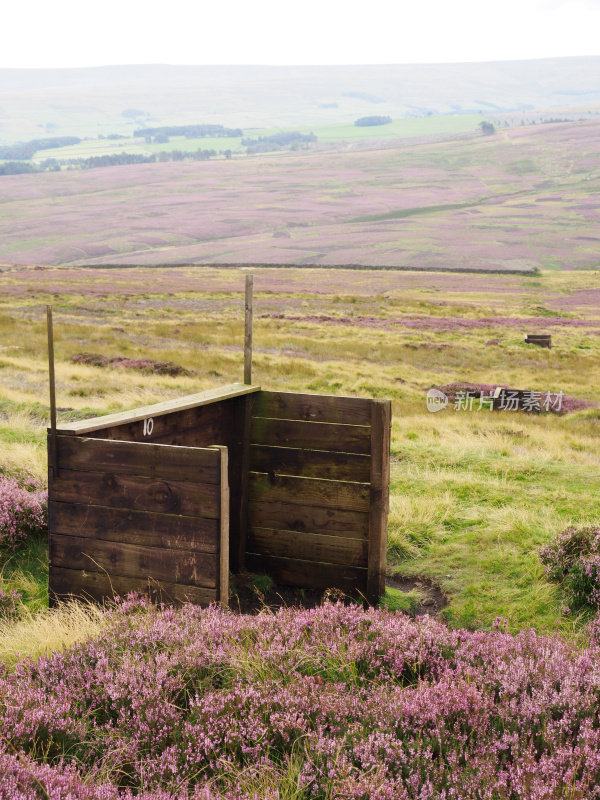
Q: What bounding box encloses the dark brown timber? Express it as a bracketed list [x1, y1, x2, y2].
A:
[49, 566, 217, 606]
[50, 535, 218, 587]
[251, 417, 371, 454]
[367, 400, 391, 602]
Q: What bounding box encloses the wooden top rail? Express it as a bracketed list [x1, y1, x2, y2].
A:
[54, 383, 261, 435]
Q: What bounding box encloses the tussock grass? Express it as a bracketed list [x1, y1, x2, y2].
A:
[0, 600, 107, 666]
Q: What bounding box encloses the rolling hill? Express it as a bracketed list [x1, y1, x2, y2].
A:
[1, 57, 600, 142]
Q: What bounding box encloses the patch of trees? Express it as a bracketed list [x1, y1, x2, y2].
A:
[0, 161, 38, 175]
[241, 131, 317, 153]
[64, 149, 219, 168]
[133, 124, 243, 138]
[354, 116, 392, 127]
[0, 148, 221, 177]
[479, 120, 496, 135]
[0, 136, 82, 160]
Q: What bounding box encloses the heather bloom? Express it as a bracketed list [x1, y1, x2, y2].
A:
[2, 600, 600, 798]
[0, 477, 47, 549]
[0, 588, 22, 618]
[540, 525, 600, 609]
[72, 353, 192, 376]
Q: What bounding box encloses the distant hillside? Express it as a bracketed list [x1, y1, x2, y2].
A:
[1, 58, 600, 142]
[1, 119, 598, 271]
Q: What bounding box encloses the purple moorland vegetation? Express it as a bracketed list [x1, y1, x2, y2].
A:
[0, 476, 47, 549]
[72, 353, 193, 377]
[0, 588, 21, 618]
[540, 525, 600, 609]
[0, 119, 598, 270]
[2, 599, 600, 799]
[264, 312, 600, 332]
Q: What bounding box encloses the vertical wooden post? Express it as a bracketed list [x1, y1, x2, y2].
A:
[47, 306, 58, 479]
[244, 275, 253, 385]
[212, 445, 230, 608]
[367, 400, 391, 603]
[237, 392, 253, 573]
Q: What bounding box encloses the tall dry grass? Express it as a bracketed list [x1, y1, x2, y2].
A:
[0, 600, 107, 666]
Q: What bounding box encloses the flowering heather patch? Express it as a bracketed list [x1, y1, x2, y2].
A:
[540, 525, 600, 609]
[72, 353, 193, 377]
[0, 588, 21, 618]
[263, 312, 600, 333]
[3, 599, 600, 798]
[0, 477, 47, 549]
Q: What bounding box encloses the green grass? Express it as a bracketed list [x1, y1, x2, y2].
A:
[378, 586, 420, 615]
[0, 537, 49, 612]
[32, 115, 483, 163]
[306, 114, 482, 142]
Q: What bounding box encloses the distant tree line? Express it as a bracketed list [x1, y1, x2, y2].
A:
[132, 124, 243, 138]
[354, 116, 392, 127]
[59, 148, 220, 168]
[0, 136, 81, 160]
[0, 161, 37, 175]
[0, 148, 221, 176]
[241, 131, 317, 153]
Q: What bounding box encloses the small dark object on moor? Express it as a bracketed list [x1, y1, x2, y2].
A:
[525, 333, 551, 348]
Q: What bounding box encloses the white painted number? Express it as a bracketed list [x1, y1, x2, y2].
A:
[143, 418, 154, 437]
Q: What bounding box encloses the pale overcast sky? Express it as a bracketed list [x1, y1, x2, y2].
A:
[3, 0, 599, 69]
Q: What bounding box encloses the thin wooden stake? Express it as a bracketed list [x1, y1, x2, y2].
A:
[366, 399, 391, 603]
[244, 275, 253, 385]
[47, 305, 58, 478]
[211, 445, 230, 608]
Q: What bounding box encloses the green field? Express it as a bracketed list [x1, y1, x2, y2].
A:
[32, 114, 483, 162]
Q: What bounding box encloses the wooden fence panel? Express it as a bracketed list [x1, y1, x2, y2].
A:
[49, 436, 229, 607]
[55, 384, 260, 573]
[248, 390, 391, 602]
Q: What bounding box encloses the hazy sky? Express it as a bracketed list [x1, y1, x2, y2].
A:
[4, 0, 599, 68]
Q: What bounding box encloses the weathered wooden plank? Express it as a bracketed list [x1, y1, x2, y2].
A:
[250, 444, 371, 482]
[51, 436, 220, 484]
[49, 501, 218, 552]
[244, 275, 253, 385]
[212, 446, 230, 607]
[50, 469, 219, 518]
[248, 500, 368, 539]
[251, 418, 371, 454]
[253, 391, 372, 426]
[367, 400, 391, 603]
[49, 566, 217, 606]
[50, 534, 218, 588]
[249, 472, 370, 512]
[236, 394, 253, 571]
[55, 383, 260, 435]
[248, 526, 368, 567]
[80, 398, 234, 446]
[246, 554, 367, 595]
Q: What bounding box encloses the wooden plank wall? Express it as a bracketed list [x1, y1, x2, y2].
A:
[248, 391, 391, 602]
[79, 396, 247, 571]
[48, 436, 229, 606]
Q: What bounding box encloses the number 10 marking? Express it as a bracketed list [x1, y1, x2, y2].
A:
[143, 418, 154, 436]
